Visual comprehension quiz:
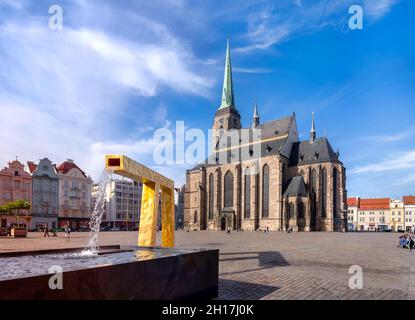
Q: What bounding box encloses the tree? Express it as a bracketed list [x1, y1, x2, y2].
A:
[1, 200, 31, 229]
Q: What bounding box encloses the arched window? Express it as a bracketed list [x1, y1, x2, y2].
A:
[322, 168, 327, 218]
[194, 210, 198, 224]
[298, 202, 305, 219]
[224, 171, 234, 208]
[244, 168, 250, 219]
[227, 136, 232, 164]
[333, 168, 338, 218]
[289, 203, 295, 219]
[208, 173, 214, 220]
[282, 163, 286, 190]
[312, 168, 317, 193]
[262, 164, 269, 218]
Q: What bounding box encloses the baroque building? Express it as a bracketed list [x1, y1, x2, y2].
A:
[184, 38, 347, 232]
[27, 158, 59, 230]
[56, 159, 92, 230]
[0, 159, 32, 228]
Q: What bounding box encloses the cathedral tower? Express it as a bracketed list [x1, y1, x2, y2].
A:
[212, 36, 241, 150]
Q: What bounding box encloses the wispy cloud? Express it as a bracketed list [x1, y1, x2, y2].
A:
[233, 67, 273, 74]
[351, 150, 415, 174]
[0, 1, 214, 184]
[364, 126, 415, 143]
[235, 0, 400, 53]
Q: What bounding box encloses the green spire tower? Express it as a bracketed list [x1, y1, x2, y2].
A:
[219, 36, 235, 110]
[212, 36, 241, 150]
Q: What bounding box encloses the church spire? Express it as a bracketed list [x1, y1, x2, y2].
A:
[219, 35, 235, 110]
[252, 100, 259, 128]
[310, 112, 316, 143]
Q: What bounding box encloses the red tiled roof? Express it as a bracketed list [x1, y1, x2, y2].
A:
[404, 196, 415, 205]
[27, 161, 37, 174]
[347, 197, 359, 207]
[56, 160, 86, 177]
[359, 198, 390, 210]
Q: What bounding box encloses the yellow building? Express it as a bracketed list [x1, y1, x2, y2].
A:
[390, 199, 404, 231]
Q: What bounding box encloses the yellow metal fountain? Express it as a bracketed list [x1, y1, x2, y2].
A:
[105, 155, 175, 248]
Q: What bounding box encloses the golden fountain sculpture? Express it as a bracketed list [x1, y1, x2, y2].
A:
[105, 155, 175, 248]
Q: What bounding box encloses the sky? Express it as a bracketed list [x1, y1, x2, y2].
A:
[0, 0, 414, 198]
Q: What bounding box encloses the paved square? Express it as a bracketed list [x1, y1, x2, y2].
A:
[0, 231, 411, 299]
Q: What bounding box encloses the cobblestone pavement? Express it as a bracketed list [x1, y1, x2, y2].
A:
[0, 231, 411, 300]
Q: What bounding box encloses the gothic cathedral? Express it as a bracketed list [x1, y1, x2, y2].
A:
[184, 38, 347, 232]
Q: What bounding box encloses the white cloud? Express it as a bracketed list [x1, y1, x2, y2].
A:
[235, 0, 399, 53]
[364, 0, 397, 18]
[0, 2, 214, 185]
[351, 150, 415, 174]
[364, 126, 415, 143]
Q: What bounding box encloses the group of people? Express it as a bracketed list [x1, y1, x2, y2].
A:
[398, 233, 414, 250]
[42, 225, 71, 242]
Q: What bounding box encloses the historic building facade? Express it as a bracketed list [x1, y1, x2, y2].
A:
[356, 198, 390, 231]
[184, 38, 347, 232]
[390, 198, 405, 231]
[28, 158, 59, 230]
[403, 196, 415, 232]
[92, 178, 142, 229]
[56, 159, 92, 230]
[0, 159, 32, 228]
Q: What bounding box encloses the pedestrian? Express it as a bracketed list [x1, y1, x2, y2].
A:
[65, 225, 71, 243]
[43, 225, 50, 237]
[227, 225, 231, 235]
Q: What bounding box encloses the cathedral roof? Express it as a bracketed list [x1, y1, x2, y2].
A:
[289, 137, 339, 166]
[283, 176, 308, 197]
[256, 115, 293, 140]
[188, 115, 295, 172]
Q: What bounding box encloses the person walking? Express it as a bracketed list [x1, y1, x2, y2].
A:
[226, 225, 231, 235]
[43, 225, 50, 237]
[65, 225, 71, 243]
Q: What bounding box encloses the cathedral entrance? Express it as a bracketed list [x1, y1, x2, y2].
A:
[220, 217, 227, 231]
[219, 210, 235, 231]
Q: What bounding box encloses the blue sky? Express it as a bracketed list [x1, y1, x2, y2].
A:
[0, 0, 414, 198]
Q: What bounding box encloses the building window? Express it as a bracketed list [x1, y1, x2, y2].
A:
[224, 171, 234, 208]
[244, 168, 250, 219]
[298, 202, 305, 220]
[208, 174, 214, 220]
[262, 165, 269, 218]
[321, 168, 327, 218]
[289, 203, 295, 219]
[194, 210, 198, 224]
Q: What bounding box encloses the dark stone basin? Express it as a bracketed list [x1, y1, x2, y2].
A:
[0, 246, 219, 300]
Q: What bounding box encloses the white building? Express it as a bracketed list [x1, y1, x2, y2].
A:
[357, 198, 390, 232]
[347, 197, 359, 231]
[390, 199, 405, 232]
[92, 178, 142, 229]
[404, 196, 415, 232]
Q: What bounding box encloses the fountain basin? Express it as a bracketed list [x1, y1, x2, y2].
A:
[0, 246, 218, 300]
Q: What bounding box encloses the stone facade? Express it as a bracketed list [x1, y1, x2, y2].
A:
[28, 158, 59, 230]
[184, 39, 347, 232]
[0, 159, 32, 228]
[56, 159, 92, 230]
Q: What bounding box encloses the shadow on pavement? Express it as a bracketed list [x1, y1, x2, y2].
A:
[218, 278, 279, 300]
[220, 251, 289, 267]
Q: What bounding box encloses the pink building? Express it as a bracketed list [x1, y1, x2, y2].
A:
[0, 160, 32, 228]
